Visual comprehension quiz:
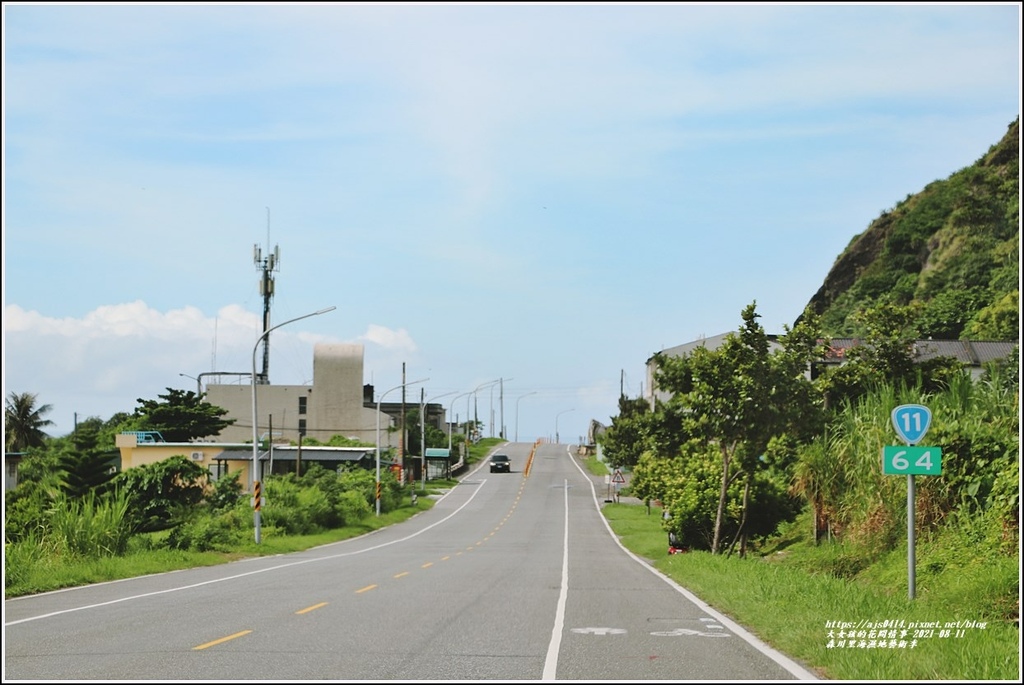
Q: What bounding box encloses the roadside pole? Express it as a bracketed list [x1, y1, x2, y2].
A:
[882, 404, 943, 600]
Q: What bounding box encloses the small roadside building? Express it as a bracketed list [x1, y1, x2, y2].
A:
[114, 432, 378, 490]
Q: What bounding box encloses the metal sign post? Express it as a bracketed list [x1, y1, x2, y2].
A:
[883, 404, 942, 599]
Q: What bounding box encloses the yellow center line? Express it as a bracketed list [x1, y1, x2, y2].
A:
[440, 555, 451, 561]
[356, 584, 378, 593]
[394, 571, 410, 579]
[422, 562, 434, 569]
[193, 630, 252, 650]
[296, 602, 328, 615]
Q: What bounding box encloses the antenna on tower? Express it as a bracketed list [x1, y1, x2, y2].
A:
[254, 208, 280, 384]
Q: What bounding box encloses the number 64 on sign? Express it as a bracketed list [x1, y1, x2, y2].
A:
[882, 446, 943, 476]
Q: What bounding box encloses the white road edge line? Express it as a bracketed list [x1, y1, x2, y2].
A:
[566, 445, 820, 681]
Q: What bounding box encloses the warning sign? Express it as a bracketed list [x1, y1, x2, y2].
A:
[612, 469, 625, 484]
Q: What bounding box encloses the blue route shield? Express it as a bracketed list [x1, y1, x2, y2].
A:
[891, 404, 932, 445]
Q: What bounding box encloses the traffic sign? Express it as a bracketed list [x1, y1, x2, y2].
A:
[611, 469, 625, 484]
[882, 445, 943, 476]
[891, 404, 932, 445]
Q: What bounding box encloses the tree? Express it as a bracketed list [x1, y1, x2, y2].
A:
[654, 303, 824, 554]
[5, 392, 54, 451]
[818, 302, 966, 407]
[112, 455, 209, 532]
[57, 419, 119, 498]
[597, 396, 657, 469]
[965, 290, 1019, 340]
[128, 388, 235, 442]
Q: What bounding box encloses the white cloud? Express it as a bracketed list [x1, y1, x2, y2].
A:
[358, 323, 418, 353]
[1, 302, 426, 438]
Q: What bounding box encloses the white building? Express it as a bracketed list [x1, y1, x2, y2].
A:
[206, 342, 393, 447]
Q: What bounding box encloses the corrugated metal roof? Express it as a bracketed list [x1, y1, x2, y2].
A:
[214, 446, 374, 462]
[821, 338, 1018, 365]
[655, 334, 1016, 369]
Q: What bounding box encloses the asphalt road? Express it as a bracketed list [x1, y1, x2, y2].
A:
[3, 442, 818, 681]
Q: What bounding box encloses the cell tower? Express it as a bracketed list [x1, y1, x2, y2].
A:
[254, 209, 280, 385]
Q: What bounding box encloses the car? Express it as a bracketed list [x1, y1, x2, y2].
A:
[489, 453, 511, 473]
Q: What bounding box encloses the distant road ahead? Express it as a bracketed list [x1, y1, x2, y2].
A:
[4, 442, 817, 680]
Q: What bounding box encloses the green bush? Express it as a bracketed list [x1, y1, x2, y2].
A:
[165, 509, 245, 552]
[336, 489, 372, 524]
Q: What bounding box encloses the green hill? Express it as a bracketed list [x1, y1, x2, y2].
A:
[801, 117, 1019, 341]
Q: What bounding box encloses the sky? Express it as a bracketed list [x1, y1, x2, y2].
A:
[3, 3, 1021, 446]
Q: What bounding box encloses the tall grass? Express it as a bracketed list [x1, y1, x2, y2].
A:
[46, 488, 133, 557]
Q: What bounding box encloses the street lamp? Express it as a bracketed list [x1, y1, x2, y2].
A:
[377, 377, 428, 516]
[179, 373, 201, 395]
[555, 408, 575, 445]
[515, 391, 537, 442]
[488, 377, 514, 438]
[251, 306, 336, 544]
[472, 379, 500, 441]
[448, 390, 474, 460]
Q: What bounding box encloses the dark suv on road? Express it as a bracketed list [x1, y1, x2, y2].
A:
[489, 453, 511, 473]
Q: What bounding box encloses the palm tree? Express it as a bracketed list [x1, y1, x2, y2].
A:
[5, 392, 54, 452]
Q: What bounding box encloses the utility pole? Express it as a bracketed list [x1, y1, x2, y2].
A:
[253, 209, 279, 385]
[400, 362, 406, 484]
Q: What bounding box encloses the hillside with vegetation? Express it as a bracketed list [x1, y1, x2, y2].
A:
[802, 116, 1019, 341]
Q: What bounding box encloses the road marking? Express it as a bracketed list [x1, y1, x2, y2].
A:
[295, 602, 328, 615]
[355, 584, 377, 594]
[193, 630, 251, 650]
[570, 627, 628, 636]
[651, 627, 730, 637]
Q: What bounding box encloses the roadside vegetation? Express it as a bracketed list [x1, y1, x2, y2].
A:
[592, 298, 1017, 681]
[4, 381, 503, 598]
[602, 503, 1019, 681]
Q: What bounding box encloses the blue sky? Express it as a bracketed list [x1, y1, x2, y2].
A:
[3, 3, 1021, 444]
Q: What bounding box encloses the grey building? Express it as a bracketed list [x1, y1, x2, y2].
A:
[646, 334, 1017, 408]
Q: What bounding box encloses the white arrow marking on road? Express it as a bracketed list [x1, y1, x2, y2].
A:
[571, 627, 628, 635]
[651, 628, 730, 637]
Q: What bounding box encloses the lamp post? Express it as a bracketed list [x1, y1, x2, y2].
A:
[488, 377, 514, 438]
[179, 373, 201, 395]
[377, 377, 428, 516]
[515, 391, 537, 442]
[448, 391, 474, 465]
[251, 306, 336, 544]
[555, 408, 575, 445]
[472, 379, 500, 441]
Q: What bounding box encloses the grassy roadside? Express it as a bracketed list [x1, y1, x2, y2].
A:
[589, 442, 1020, 683]
[579, 452, 1018, 680]
[4, 439, 507, 599]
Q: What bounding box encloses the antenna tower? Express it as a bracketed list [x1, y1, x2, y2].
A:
[253, 208, 280, 384]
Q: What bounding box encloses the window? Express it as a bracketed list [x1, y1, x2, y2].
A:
[299, 419, 307, 437]
[208, 461, 228, 482]
[298, 396, 307, 415]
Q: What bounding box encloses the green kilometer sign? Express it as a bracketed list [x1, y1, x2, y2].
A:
[882, 445, 943, 476]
